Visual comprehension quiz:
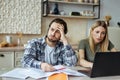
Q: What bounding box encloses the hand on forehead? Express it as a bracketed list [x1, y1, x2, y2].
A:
[57, 24, 64, 29]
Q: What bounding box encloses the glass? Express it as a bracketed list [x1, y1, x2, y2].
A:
[17, 38, 22, 46]
[16, 32, 23, 46]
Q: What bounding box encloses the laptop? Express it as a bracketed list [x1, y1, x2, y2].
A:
[78, 52, 120, 78]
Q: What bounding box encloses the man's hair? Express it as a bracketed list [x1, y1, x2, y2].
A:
[48, 18, 68, 34]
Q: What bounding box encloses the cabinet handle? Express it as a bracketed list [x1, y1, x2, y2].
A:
[0, 54, 5, 57]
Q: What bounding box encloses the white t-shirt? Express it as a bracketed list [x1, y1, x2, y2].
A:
[45, 45, 55, 64]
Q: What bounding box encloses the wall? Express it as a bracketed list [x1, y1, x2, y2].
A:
[0, 0, 42, 34]
[100, 0, 120, 27]
[108, 27, 120, 50]
[42, 17, 88, 45]
[87, 0, 120, 31]
[0, 17, 87, 45]
[0, 0, 88, 46]
[1, 0, 120, 46]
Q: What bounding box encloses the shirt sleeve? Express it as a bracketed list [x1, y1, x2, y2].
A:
[78, 39, 86, 50]
[21, 40, 41, 69]
[108, 40, 115, 50]
[62, 44, 78, 66]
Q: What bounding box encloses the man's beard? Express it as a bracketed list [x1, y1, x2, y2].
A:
[47, 37, 59, 43]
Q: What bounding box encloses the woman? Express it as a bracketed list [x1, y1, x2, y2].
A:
[78, 20, 117, 68]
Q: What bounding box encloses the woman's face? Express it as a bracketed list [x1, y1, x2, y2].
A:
[92, 26, 106, 44]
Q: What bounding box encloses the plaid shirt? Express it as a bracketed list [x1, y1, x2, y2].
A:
[21, 36, 77, 69]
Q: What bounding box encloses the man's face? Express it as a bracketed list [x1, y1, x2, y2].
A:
[47, 22, 63, 42]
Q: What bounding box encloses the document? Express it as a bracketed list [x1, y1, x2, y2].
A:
[0, 65, 86, 79]
[0, 68, 29, 79]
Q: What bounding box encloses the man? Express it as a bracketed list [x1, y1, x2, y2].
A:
[21, 18, 77, 72]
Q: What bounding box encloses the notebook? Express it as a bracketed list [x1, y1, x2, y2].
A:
[78, 52, 120, 78]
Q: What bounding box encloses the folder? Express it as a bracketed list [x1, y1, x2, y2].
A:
[47, 73, 68, 80]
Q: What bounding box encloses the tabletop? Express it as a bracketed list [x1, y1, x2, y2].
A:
[1, 66, 120, 80]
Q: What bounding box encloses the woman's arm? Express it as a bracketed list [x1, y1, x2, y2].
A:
[78, 49, 93, 68]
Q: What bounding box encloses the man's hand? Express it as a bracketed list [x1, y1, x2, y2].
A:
[41, 63, 55, 72]
[57, 24, 68, 45]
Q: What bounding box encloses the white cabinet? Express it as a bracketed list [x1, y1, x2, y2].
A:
[14, 51, 24, 67]
[0, 52, 14, 69]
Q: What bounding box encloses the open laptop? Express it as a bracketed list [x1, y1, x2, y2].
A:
[78, 52, 120, 78]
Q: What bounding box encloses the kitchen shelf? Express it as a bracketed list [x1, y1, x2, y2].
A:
[48, 0, 99, 5]
[42, 0, 100, 19]
[47, 14, 97, 19]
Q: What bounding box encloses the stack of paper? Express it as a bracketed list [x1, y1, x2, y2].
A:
[0, 65, 86, 79]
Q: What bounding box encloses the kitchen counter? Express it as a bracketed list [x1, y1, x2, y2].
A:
[0, 44, 78, 52]
[0, 46, 24, 68]
[0, 44, 78, 70]
[0, 46, 24, 52]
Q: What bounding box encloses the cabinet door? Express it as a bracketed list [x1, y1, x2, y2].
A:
[14, 51, 24, 67]
[0, 52, 14, 69]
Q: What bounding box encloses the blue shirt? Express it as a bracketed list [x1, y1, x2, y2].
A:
[21, 36, 77, 69]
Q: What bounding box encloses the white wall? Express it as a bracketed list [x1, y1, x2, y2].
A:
[87, 0, 120, 35]
[108, 27, 120, 51]
[101, 0, 120, 27]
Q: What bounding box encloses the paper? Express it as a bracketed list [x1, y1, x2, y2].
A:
[0, 68, 47, 79]
[52, 65, 86, 76]
[0, 65, 86, 79]
[54, 65, 65, 70]
[61, 68, 86, 76]
[0, 68, 28, 79]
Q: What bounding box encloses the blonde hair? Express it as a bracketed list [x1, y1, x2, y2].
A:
[89, 20, 109, 54]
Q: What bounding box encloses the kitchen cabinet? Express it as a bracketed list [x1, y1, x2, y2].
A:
[0, 52, 14, 69]
[0, 47, 24, 69]
[42, 0, 100, 19]
[0, 45, 78, 69]
[14, 51, 24, 67]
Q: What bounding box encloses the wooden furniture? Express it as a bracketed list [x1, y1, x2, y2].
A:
[0, 44, 78, 69]
[42, 0, 100, 19]
[0, 52, 14, 69]
[0, 47, 24, 69]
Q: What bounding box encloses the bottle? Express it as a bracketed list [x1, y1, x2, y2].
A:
[94, 0, 99, 3]
[52, 3, 59, 15]
[17, 38, 22, 46]
[78, 0, 84, 3]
